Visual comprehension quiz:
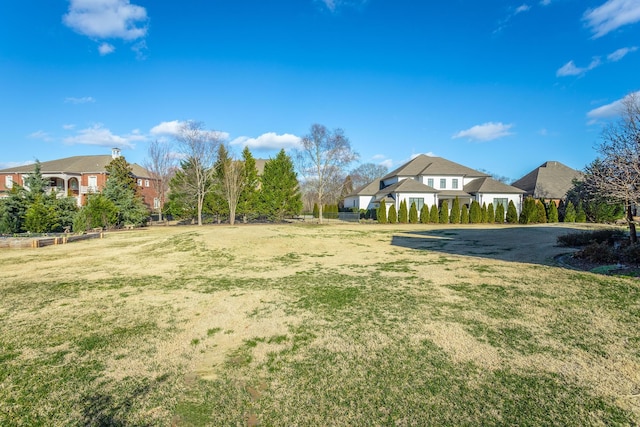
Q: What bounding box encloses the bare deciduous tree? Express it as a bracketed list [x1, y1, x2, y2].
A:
[350, 162, 388, 188]
[587, 92, 640, 242]
[144, 139, 176, 221]
[214, 144, 245, 226]
[174, 121, 223, 226]
[295, 124, 358, 223]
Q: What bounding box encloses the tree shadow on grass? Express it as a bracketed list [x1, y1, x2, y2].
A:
[390, 225, 580, 267]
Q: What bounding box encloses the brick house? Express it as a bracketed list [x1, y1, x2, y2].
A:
[0, 148, 159, 210]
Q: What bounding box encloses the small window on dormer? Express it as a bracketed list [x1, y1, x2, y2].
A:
[137, 179, 143, 186]
[452, 179, 459, 189]
[145, 179, 150, 187]
[440, 178, 446, 189]
[5, 176, 13, 189]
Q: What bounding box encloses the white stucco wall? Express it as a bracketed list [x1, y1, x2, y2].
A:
[474, 192, 523, 213]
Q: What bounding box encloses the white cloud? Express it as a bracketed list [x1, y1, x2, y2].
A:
[319, 0, 368, 12]
[587, 91, 640, 122]
[556, 58, 601, 77]
[607, 46, 638, 61]
[230, 132, 301, 150]
[63, 123, 145, 149]
[583, 0, 640, 39]
[0, 161, 35, 170]
[98, 42, 115, 55]
[150, 120, 184, 137]
[540, 0, 552, 5]
[65, 96, 96, 104]
[452, 122, 514, 142]
[515, 4, 531, 14]
[63, 124, 76, 130]
[379, 159, 394, 169]
[29, 130, 54, 142]
[63, 0, 148, 40]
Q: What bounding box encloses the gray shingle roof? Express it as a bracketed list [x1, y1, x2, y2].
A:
[464, 177, 526, 194]
[382, 154, 489, 180]
[0, 155, 153, 178]
[511, 161, 582, 199]
[345, 179, 381, 197]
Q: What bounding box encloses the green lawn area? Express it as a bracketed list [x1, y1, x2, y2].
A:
[1, 223, 639, 426]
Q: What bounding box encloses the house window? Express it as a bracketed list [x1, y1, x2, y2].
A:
[427, 178, 434, 187]
[409, 198, 424, 212]
[145, 179, 150, 187]
[88, 176, 98, 192]
[137, 179, 143, 186]
[452, 179, 459, 189]
[493, 198, 508, 209]
[154, 198, 160, 209]
[5, 176, 13, 189]
[440, 178, 446, 189]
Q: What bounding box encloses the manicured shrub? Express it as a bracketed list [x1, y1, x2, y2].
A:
[564, 201, 576, 222]
[495, 203, 505, 223]
[547, 202, 559, 223]
[438, 201, 449, 224]
[576, 202, 587, 223]
[481, 203, 488, 223]
[556, 228, 625, 247]
[506, 200, 518, 223]
[486, 203, 494, 224]
[388, 204, 398, 224]
[313, 203, 319, 218]
[398, 200, 408, 224]
[460, 205, 469, 224]
[519, 197, 537, 224]
[450, 197, 460, 224]
[409, 202, 419, 224]
[469, 201, 481, 223]
[429, 204, 439, 223]
[377, 200, 387, 224]
[536, 200, 547, 223]
[420, 204, 429, 224]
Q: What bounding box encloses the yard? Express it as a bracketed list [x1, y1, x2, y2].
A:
[1, 222, 639, 425]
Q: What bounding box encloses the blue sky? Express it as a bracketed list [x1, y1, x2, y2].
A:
[1, 0, 639, 181]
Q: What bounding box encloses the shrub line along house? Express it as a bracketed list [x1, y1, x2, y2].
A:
[0, 148, 159, 210]
[344, 154, 526, 216]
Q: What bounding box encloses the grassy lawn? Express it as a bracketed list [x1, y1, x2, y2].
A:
[1, 223, 639, 426]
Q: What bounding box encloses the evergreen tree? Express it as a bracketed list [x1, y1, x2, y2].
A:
[260, 149, 302, 221]
[469, 200, 482, 223]
[487, 203, 495, 224]
[0, 187, 27, 233]
[409, 202, 419, 224]
[74, 193, 118, 231]
[377, 199, 387, 224]
[576, 201, 587, 223]
[388, 204, 398, 224]
[495, 203, 505, 223]
[536, 200, 547, 223]
[398, 200, 408, 223]
[461, 204, 469, 224]
[563, 200, 576, 222]
[450, 197, 460, 224]
[557, 199, 566, 222]
[22, 160, 48, 204]
[519, 197, 537, 224]
[313, 203, 319, 218]
[103, 155, 149, 227]
[439, 201, 449, 224]
[419, 204, 429, 224]
[481, 203, 488, 223]
[547, 201, 559, 223]
[24, 194, 54, 233]
[429, 204, 439, 223]
[237, 146, 260, 223]
[506, 200, 518, 223]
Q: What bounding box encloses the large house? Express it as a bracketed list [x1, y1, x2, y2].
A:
[511, 161, 583, 204]
[344, 154, 525, 216]
[0, 148, 159, 209]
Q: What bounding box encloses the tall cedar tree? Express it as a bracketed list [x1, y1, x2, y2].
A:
[237, 146, 260, 223]
[495, 203, 505, 223]
[469, 200, 482, 223]
[576, 201, 587, 222]
[388, 204, 398, 224]
[506, 200, 518, 223]
[547, 201, 559, 223]
[439, 201, 449, 224]
[296, 124, 358, 224]
[419, 204, 429, 223]
[167, 158, 203, 222]
[377, 199, 387, 223]
[398, 200, 408, 223]
[429, 204, 439, 223]
[450, 197, 460, 224]
[313, 203, 319, 218]
[409, 202, 419, 224]
[564, 201, 576, 222]
[260, 149, 302, 221]
[519, 197, 537, 224]
[103, 155, 149, 227]
[487, 203, 495, 224]
[481, 203, 488, 223]
[461, 204, 469, 224]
